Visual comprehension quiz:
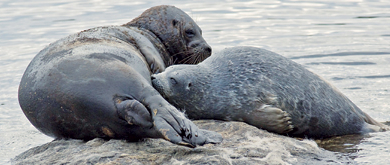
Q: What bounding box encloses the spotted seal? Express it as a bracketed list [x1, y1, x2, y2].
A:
[18, 5, 221, 147]
[152, 46, 388, 138]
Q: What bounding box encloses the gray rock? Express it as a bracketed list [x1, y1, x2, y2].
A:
[12, 120, 354, 165]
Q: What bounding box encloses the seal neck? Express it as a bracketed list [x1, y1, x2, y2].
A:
[124, 26, 172, 67]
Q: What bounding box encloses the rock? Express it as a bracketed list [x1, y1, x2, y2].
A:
[12, 120, 354, 165]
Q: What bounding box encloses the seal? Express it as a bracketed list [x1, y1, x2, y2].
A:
[18, 5, 221, 148]
[152, 46, 389, 138]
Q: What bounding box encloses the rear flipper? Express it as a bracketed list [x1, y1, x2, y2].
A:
[245, 105, 294, 134]
[361, 112, 390, 132]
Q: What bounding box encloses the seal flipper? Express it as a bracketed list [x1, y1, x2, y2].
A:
[115, 96, 153, 128]
[151, 103, 223, 147]
[245, 105, 294, 134]
[139, 86, 222, 148]
[360, 111, 390, 132]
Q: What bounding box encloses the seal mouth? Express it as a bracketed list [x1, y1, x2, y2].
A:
[169, 40, 211, 65]
[186, 41, 212, 64]
[189, 46, 212, 64]
[172, 47, 211, 64]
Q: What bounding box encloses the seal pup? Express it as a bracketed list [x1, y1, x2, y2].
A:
[18, 5, 221, 148]
[152, 46, 388, 138]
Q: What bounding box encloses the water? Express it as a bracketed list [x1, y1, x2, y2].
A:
[1, 0, 389, 164]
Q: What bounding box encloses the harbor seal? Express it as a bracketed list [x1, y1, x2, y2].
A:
[152, 46, 388, 138]
[18, 5, 221, 148]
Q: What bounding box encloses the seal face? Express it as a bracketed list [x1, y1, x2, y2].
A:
[124, 6, 212, 65]
[152, 46, 388, 138]
[18, 5, 221, 147]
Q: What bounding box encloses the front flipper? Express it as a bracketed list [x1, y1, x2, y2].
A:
[151, 103, 223, 147]
[245, 105, 294, 134]
[141, 90, 222, 148]
[116, 94, 222, 148]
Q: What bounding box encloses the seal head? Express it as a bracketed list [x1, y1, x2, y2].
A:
[124, 5, 212, 65]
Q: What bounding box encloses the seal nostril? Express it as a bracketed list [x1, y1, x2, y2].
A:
[205, 47, 212, 53]
[151, 75, 156, 80]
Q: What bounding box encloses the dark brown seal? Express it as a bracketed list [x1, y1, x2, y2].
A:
[152, 46, 388, 138]
[18, 5, 221, 148]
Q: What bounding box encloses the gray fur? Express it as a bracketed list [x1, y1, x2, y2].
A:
[152, 46, 388, 138]
[18, 5, 221, 148]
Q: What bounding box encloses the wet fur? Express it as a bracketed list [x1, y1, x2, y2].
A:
[152, 46, 388, 138]
[18, 5, 220, 147]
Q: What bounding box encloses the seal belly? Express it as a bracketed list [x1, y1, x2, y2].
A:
[19, 33, 151, 139]
[20, 52, 146, 139]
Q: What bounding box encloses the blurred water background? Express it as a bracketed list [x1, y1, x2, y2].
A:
[0, 0, 389, 164]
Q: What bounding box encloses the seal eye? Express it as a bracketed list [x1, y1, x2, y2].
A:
[186, 82, 192, 91]
[170, 77, 177, 85]
[172, 19, 178, 26]
[185, 29, 195, 38]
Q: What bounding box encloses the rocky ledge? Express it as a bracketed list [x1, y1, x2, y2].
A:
[13, 120, 354, 165]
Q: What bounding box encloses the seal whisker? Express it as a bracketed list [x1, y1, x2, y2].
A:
[178, 53, 196, 64]
[170, 51, 190, 57]
[187, 54, 198, 64]
[196, 52, 205, 64]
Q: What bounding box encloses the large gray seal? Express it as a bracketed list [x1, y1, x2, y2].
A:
[152, 46, 389, 138]
[18, 5, 222, 148]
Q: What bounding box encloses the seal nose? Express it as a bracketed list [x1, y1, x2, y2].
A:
[204, 45, 212, 54]
[151, 75, 156, 80]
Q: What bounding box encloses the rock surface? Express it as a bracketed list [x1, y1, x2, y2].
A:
[13, 120, 354, 165]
